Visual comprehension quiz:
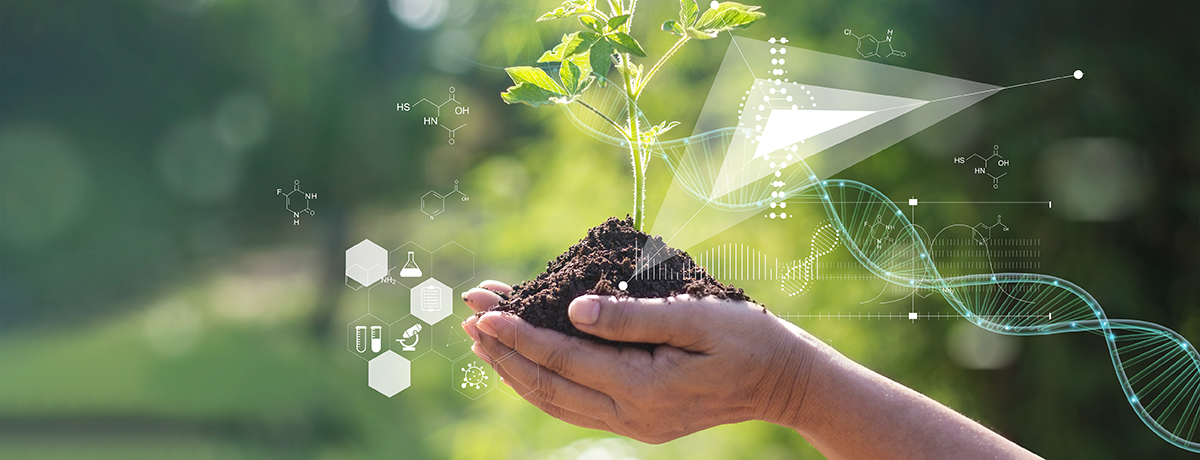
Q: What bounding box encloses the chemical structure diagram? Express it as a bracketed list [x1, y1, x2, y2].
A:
[972, 215, 1010, 245]
[421, 180, 469, 220]
[277, 180, 316, 225]
[954, 144, 1009, 189]
[863, 213, 895, 250]
[844, 28, 906, 59]
[397, 87, 469, 145]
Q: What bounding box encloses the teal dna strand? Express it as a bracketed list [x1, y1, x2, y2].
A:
[804, 174, 1200, 453]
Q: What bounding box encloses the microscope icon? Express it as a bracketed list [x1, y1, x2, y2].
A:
[396, 324, 422, 352]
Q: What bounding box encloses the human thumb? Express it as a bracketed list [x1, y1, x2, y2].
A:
[568, 295, 707, 348]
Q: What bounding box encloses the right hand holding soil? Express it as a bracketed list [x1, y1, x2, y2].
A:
[461, 281, 815, 444]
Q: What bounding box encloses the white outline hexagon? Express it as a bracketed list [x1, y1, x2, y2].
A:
[411, 277, 453, 325]
[451, 353, 495, 400]
[368, 350, 411, 397]
[388, 242, 432, 289]
[431, 241, 475, 290]
[490, 312, 542, 401]
[389, 315, 433, 360]
[494, 350, 541, 402]
[346, 313, 389, 361]
[430, 312, 474, 361]
[346, 239, 388, 289]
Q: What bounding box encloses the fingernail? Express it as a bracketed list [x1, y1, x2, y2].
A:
[476, 316, 498, 338]
[569, 298, 600, 325]
[462, 318, 480, 342]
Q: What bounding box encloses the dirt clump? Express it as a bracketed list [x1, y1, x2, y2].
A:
[484, 216, 752, 350]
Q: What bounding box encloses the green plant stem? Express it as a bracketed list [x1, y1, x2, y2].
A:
[621, 53, 644, 231]
[606, 0, 621, 17]
[626, 0, 636, 30]
[635, 36, 689, 97]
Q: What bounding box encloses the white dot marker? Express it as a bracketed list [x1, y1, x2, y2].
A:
[618, 281, 628, 290]
[1074, 70, 1084, 80]
[710, 0, 720, 9]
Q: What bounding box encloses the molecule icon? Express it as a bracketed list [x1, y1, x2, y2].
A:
[954, 145, 1009, 189]
[864, 213, 895, 250]
[277, 180, 316, 225]
[397, 87, 470, 145]
[972, 215, 1010, 245]
[461, 361, 488, 389]
[420, 180, 469, 220]
[844, 29, 906, 59]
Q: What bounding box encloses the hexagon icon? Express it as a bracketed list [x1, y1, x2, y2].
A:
[390, 317, 431, 359]
[431, 241, 475, 290]
[347, 314, 389, 360]
[411, 277, 452, 325]
[389, 242, 432, 289]
[452, 354, 495, 400]
[346, 239, 388, 289]
[368, 350, 410, 397]
[430, 312, 473, 361]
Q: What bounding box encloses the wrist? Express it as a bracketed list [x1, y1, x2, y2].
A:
[754, 320, 833, 432]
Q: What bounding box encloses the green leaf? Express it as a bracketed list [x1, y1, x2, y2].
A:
[607, 14, 630, 30]
[504, 66, 565, 94]
[560, 60, 581, 94]
[536, 0, 595, 22]
[564, 32, 602, 57]
[539, 32, 601, 62]
[576, 75, 597, 95]
[661, 19, 685, 36]
[639, 120, 682, 144]
[694, 2, 764, 32]
[501, 82, 563, 107]
[679, 0, 698, 25]
[579, 15, 604, 32]
[589, 39, 613, 86]
[607, 32, 647, 57]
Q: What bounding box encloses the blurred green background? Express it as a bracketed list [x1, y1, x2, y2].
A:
[1, 0, 1197, 458]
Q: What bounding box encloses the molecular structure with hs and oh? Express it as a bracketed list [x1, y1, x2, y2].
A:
[397, 87, 470, 145]
[278, 180, 316, 225]
[954, 145, 1009, 189]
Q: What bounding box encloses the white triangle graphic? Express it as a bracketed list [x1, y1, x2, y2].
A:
[707, 80, 929, 201]
[752, 109, 875, 160]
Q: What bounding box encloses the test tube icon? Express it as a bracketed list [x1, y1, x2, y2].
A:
[370, 326, 382, 353]
[355, 326, 367, 353]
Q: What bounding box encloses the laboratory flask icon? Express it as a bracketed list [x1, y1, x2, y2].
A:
[421, 284, 441, 312]
[400, 251, 422, 278]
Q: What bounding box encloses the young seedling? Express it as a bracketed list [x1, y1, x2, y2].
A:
[501, 0, 765, 231]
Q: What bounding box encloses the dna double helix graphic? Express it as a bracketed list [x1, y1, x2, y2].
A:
[806, 172, 1200, 453]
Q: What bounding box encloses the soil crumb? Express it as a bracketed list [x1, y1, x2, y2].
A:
[484, 216, 751, 350]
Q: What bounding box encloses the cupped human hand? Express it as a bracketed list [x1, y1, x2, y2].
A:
[460, 280, 817, 444]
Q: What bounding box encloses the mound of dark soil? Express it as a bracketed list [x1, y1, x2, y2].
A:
[485, 216, 752, 350]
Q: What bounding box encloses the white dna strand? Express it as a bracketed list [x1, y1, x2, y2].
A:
[560, 85, 1200, 451]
